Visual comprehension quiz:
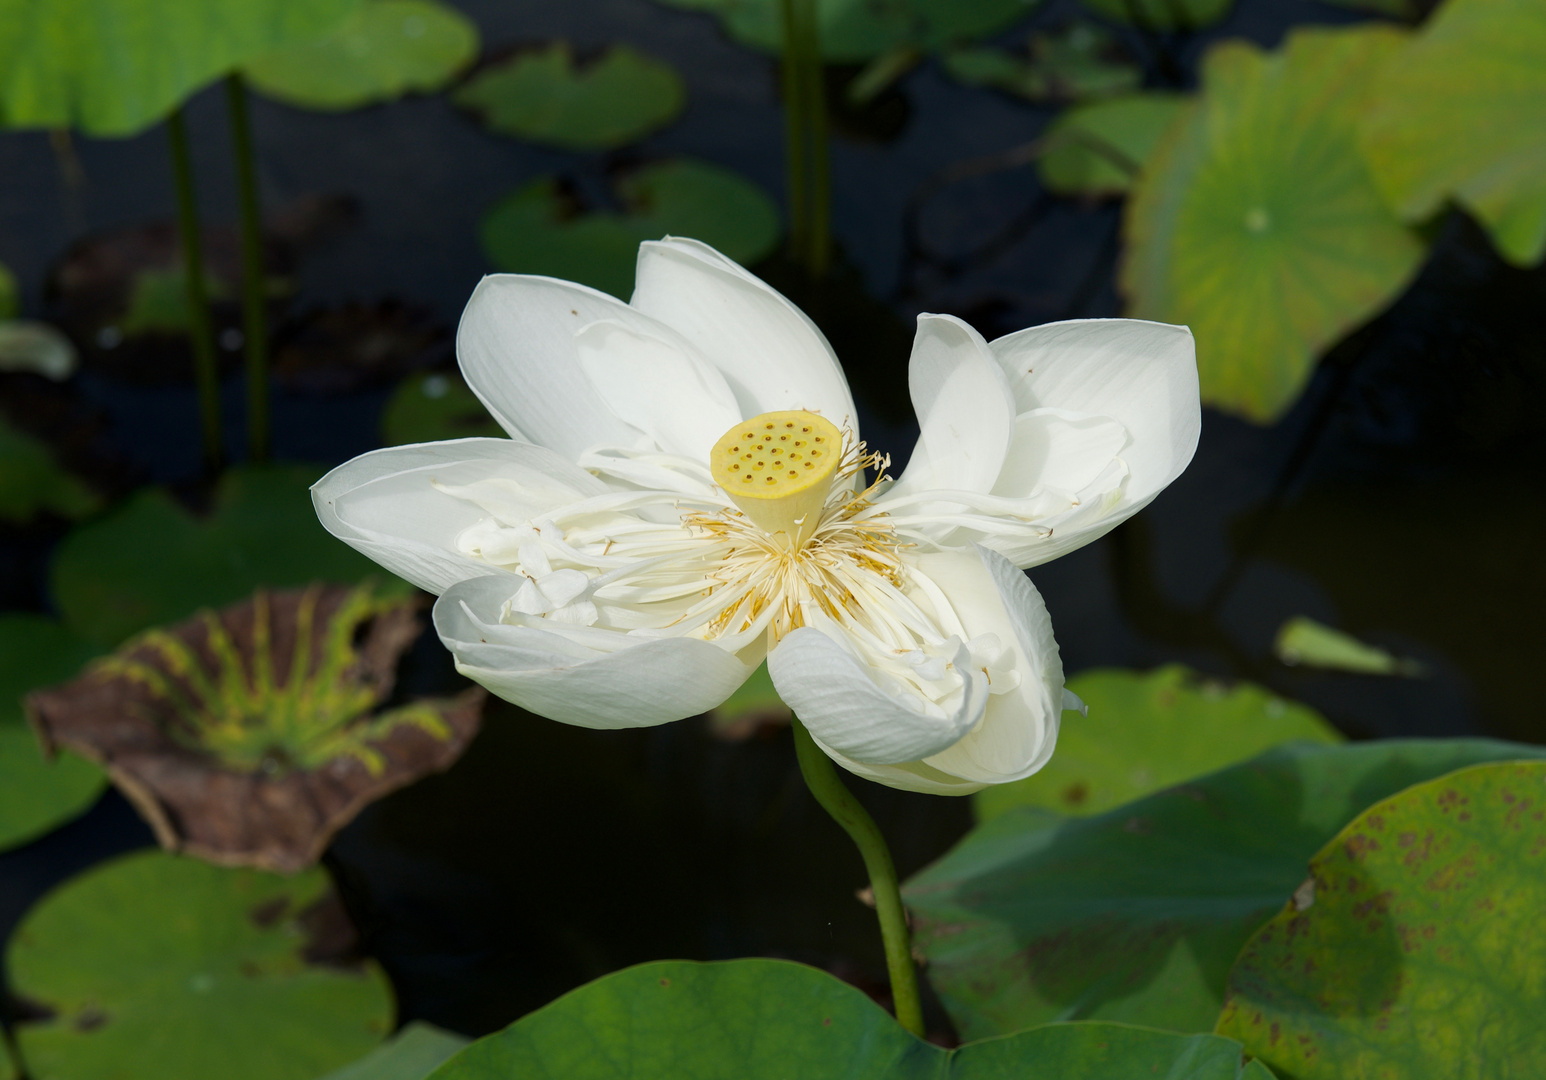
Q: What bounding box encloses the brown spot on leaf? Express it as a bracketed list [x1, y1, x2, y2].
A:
[74, 1007, 108, 1033]
[297, 891, 365, 971]
[249, 896, 289, 928]
[1060, 781, 1089, 807]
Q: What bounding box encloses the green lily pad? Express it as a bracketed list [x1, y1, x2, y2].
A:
[1121, 26, 1426, 423]
[975, 666, 1342, 822]
[320, 1023, 469, 1080]
[454, 42, 684, 151]
[479, 158, 780, 298]
[0, 615, 103, 853]
[0, 414, 100, 524]
[942, 25, 1140, 104]
[1077, 0, 1232, 31]
[0, 0, 361, 136]
[245, 0, 479, 112]
[49, 464, 408, 649]
[1039, 93, 1189, 198]
[1218, 760, 1546, 1078]
[1274, 616, 1424, 676]
[906, 739, 1546, 1041]
[428, 958, 1269, 1079]
[1359, 0, 1546, 267]
[652, 0, 1040, 63]
[0, 261, 17, 318]
[380, 371, 503, 447]
[8, 849, 394, 1080]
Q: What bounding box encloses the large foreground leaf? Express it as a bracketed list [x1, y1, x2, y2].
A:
[49, 464, 407, 648]
[1219, 760, 1546, 1078]
[976, 666, 1341, 821]
[1121, 26, 1425, 423]
[0, 0, 360, 135]
[1360, 0, 1546, 266]
[428, 959, 1269, 1079]
[244, 0, 479, 112]
[906, 739, 1546, 1041]
[9, 850, 394, 1080]
[0, 615, 103, 852]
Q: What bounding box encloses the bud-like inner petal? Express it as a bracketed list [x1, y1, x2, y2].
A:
[709, 410, 842, 546]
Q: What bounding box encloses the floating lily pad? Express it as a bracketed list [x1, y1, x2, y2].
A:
[245, 0, 478, 112]
[1038, 93, 1189, 198]
[0, 414, 101, 524]
[653, 0, 1040, 63]
[1218, 760, 1546, 1078]
[943, 24, 1139, 103]
[429, 958, 1269, 1079]
[1076, 0, 1232, 31]
[50, 464, 408, 649]
[0, 615, 103, 853]
[8, 849, 394, 1079]
[0, 0, 361, 136]
[0, 320, 79, 379]
[906, 738, 1546, 1040]
[1360, 0, 1546, 267]
[381, 371, 503, 447]
[479, 159, 780, 298]
[1274, 616, 1424, 676]
[975, 666, 1341, 821]
[454, 42, 684, 150]
[29, 584, 485, 872]
[321, 1023, 469, 1080]
[1121, 26, 1426, 423]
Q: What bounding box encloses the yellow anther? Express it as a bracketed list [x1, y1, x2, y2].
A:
[710, 410, 841, 546]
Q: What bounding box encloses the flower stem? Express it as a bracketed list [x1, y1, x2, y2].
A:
[165, 106, 223, 471]
[225, 72, 270, 463]
[790, 716, 925, 1037]
[778, 0, 830, 278]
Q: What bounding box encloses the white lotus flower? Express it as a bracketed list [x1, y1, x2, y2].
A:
[313, 238, 1199, 794]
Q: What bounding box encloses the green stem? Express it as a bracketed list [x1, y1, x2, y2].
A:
[165, 107, 223, 471]
[225, 72, 269, 463]
[790, 717, 925, 1037]
[779, 0, 810, 263]
[795, 0, 830, 278]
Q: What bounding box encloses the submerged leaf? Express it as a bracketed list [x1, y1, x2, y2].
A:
[1360, 0, 1546, 266]
[1219, 760, 1546, 1078]
[8, 850, 393, 1080]
[0, 414, 100, 524]
[480, 159, 780, 298]
[1122, 26, 1425, 423]
[455, 42, 684, 150]
[1274, 616, 1424, 676]
[28, 584, 485, 872]
[245, 0, 478, 111]
[943, 24, 1140, 103]
[1038, 93, 1188, 198]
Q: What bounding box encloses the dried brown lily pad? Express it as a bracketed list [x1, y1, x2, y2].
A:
[27, 582, 484, 872]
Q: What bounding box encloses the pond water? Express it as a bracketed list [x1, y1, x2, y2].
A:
[2, 0, 1542, 1043]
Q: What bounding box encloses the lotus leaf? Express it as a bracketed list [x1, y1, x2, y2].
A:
[381, 371, 503, 446]
[975, 666, 1341, 821]
[906, 739, 1546, 1040]
[0, 615, 103, 853]
[1121, 26, 1425, 423]
[1218, 760, 1546, 1078]
[479, 159, 780, 298]
[49, 464, 408, 648]
[245, 0, 479, 112]
[454, 43, 683, 150]
[427, 958, 1271, 1079]
[1038, 93, 1188, 198]
[0, 414, 100, 524]
[0, 0, 361, 135]
[28, 583, 485, 872]
[942, 24, 1140, 104]
[8, 849, 394, 1079]
[1360, 0, 1546, 266]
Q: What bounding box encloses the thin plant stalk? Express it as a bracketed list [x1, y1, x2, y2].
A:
[790, 716, 925, 1037]
[165, 107, 224, 470]
[780, 0, 810, 263]
[796, 0, 830, 278]
[779, 0, 831, 278]
[225, 73, 270, 463]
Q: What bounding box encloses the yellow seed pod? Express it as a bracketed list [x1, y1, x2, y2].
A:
[709, 410, 842, 545]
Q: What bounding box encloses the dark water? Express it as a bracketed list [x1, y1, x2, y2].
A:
[3, 0, 1543, 1044]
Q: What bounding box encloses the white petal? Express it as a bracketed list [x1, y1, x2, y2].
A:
[991, 317, 1199, 518]
[896, 314, 1017, 496]
[574, 319, 743, 460]
[768, 623, 988, 765]
[458, 274, 675, 458]
[629, 238, 858, 429]
[434, 576, 754, 729]
[992, 408, 1131, 499]
[311, 438, 606, 594]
